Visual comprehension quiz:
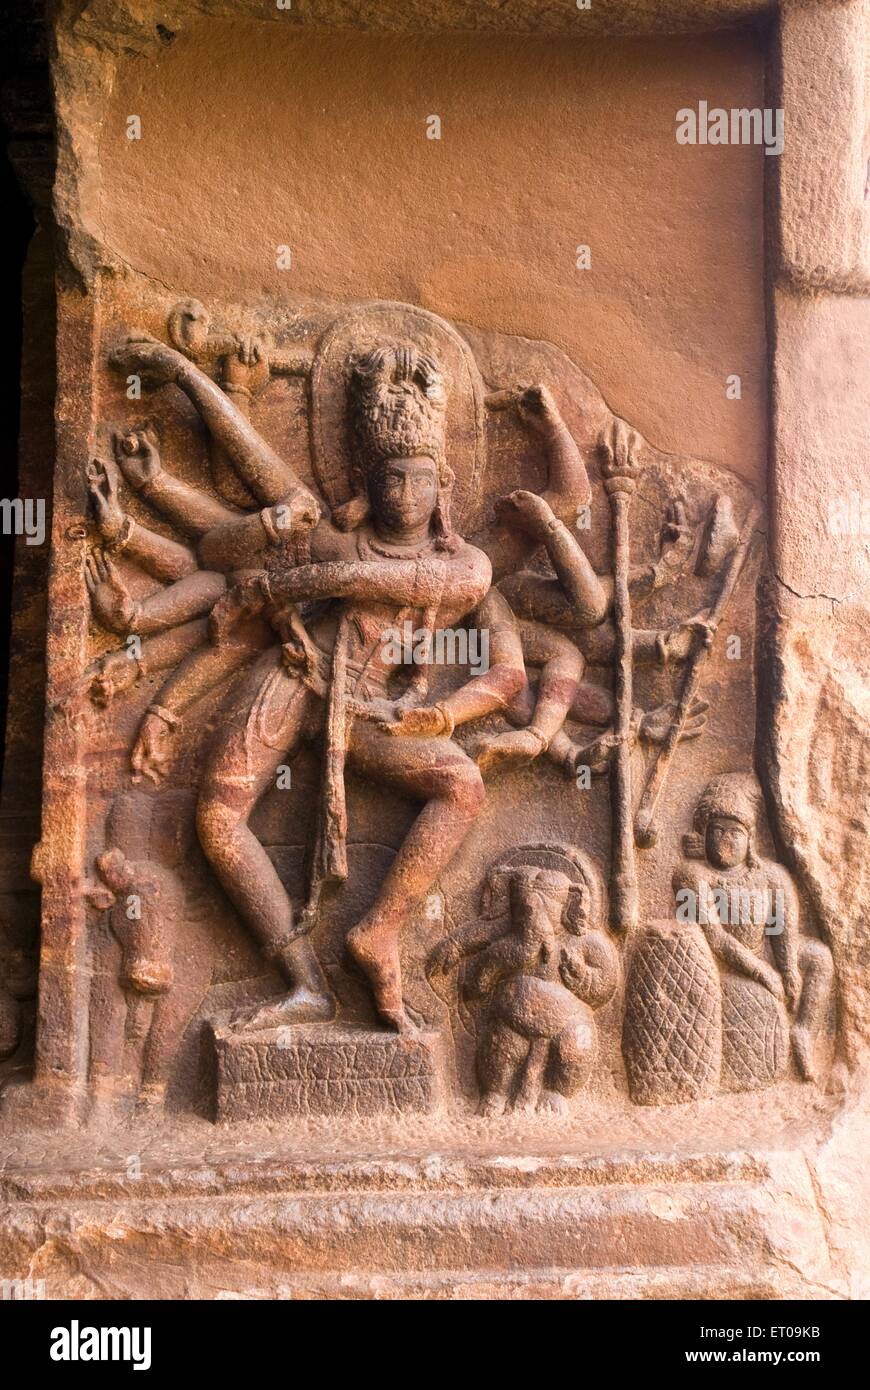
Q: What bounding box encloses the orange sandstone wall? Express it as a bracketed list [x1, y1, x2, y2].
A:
[98, 24, 767, 484]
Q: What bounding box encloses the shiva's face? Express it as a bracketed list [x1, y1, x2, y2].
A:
[705, 815, 750, 870]
[369, 457, 438, 533]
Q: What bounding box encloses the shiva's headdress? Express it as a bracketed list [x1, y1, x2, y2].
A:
[333, 342, 457, 549]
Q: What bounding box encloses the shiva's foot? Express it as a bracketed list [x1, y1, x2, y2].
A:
[470, 728, 546, 772]
[229, 986, 335, 1033]
[346, 920, 411, 1032]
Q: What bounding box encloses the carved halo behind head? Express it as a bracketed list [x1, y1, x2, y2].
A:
[309, 300, 487, 533]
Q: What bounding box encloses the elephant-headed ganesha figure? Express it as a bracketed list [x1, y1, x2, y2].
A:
[428, 845, 618, 1115]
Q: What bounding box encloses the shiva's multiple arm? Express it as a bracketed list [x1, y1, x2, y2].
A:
[540, 403, 592, 521]
[145, 620, 272, 720]
[503, 577, 686, 674]
[514, 616, 616, 733]
[171, 350, 310, 507]
[113, 337, 319, 512]
[495, 492, 693, 636]
[131, 571, 227, 636]
[477, 387, 593, 584]
[88, 454, 211, 578]
[128, 618, 210, 673]
[437, 589, 526, 730]
[114, 427, 243, 539]
[87, 619, 210, 707]
[258, 545, 491, 614]
[113, 425, 323, 576]
[109, 518, 201, 583]
[490, 490, 606, 629]
[197, 500, 329, 574]
[548, 725, 618, 775]
[501, 568, 685, 631]
[138, 473, 241, 539]
[574, 622, 671, 670]
[527, 514, 607, 627]
[128, 618, 275, 785]
[85, 550, 227, 639]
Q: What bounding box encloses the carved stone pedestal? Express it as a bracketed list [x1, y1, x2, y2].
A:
[0, 1142, 845, 1300]
[213, 1025, 443, 1121]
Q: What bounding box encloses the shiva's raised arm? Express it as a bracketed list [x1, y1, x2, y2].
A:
[494, 490, 607, 627]
[87, 454, 203, 580]
[113, 426, 242, 539]
[479, 385, 592, 582]
[111, 335, 319, 510]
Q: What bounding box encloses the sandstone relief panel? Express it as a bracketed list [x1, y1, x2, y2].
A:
[9, 283, 835, 1132]
[2, 0, 868, 1304]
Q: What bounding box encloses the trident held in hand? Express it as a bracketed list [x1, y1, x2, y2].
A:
[600, 418, 644, 933]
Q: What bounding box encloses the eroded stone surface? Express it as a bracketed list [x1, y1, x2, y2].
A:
[214, 1024, 444, 1120]
[0, 0, 867, 1301]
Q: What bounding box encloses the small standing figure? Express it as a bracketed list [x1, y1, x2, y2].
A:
[674, 773, 834, 1087]
[86, 790, 214, 1114]
[428, 845, 618, 1115]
